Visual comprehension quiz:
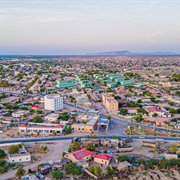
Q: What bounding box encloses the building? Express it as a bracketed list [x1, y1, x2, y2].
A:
[94, 153, 112, 165]
[120, 80, 134, 86]
[102, 93, 118, 114]
[71, 116, 98, 133]
[76, 94, 89, 105]
[97, 118, 109, 131]
[44, 113, 59, 122]
[44, 94, 63, 111]
[65, 148, 96, 162]
[19, 123, 65, 135]
[56, 79, 76, 89]
[12, 110, 29, 118]
[8, 143, 31, 163]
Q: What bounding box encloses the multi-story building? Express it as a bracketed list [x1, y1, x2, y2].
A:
[44, 95, 63, 111]
[102, 93, 118, 114]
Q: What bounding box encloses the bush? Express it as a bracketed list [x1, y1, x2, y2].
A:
[63, 163, 82, 175]
[0, 149, 6, 158]
[8, 145, 19, 154]
[52, 170, 63, 179]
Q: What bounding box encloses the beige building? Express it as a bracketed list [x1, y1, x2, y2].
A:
[44, 113, 59, 122]
[94, 153, 112, 165]
[102, 93, 118, 114]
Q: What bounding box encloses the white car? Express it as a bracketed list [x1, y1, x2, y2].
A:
[139, 136, 145, 139]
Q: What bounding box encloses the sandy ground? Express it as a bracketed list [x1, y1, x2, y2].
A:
[0, 140, 71, 180]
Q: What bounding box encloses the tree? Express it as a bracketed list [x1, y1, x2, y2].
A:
[153, 147, 158, 152]
[70, 142, 81, 151]
[86, 143, 95, 151]
[169, 144, 178, 153]
[8, 145, 19, 154]
[152, 113, 158, 117]
[106, 115, 111, 121]
[137, 108, 148, 115]
[137, 99, 142, 103]
[89, 165, 95, 174]
[15, 167, 25, 178]
[119, 109, 128, 116]
[52, 130, 57, 136]
[145, 159, 157, 169]
[158, 159, 169, 169]
[62, 152, 66, 157]
[169, 108, 177, 114]
[63, 163, 82, 175]
[155, 73, 159, 77]
[52, 171, 63, 179]
[106, 166, 113, 177]
[168, 102, 175, 106]
[31, 116, 43, 123]
[146, 92, 152, 97]
[0, 149, 5, 158]
[17, 132, 20, 137]
[135, 158, 145, 165]
[117, 155, 130, 162]
[37, 131, 40, 136]
[94, 166, 102, 176]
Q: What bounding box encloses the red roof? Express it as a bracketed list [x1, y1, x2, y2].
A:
[94, 153, 112, 161]
[32, 105, 40, 109]
[55, 124, 64, 128]
[72, 148, 96, 161]
[20, 124, 28, 127]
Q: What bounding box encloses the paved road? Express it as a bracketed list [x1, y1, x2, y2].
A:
[88, 76, 104, 90]
[1, 135, 180, 144]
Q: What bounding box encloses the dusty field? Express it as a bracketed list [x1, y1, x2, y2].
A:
[126, 127, 180, 137]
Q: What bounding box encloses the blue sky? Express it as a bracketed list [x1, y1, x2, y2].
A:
[0, 0, 180, 55]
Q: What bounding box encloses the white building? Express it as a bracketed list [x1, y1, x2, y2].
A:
[9, 153, 31, 163]
[44, 94, 63, 111]
[19, 123, 65, 135]
[12, 110, 29, 118]
[44, 113, 59, 122]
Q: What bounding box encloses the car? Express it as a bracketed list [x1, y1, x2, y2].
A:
[139, 136, 145, 139]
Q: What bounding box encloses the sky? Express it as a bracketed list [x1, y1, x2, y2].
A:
[0, 0, 180, 55]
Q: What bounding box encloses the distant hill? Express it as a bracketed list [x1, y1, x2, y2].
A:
[87, 50, 178, 56]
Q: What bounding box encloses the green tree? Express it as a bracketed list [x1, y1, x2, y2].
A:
[145, 159, 157, 169]
[63, 163, 82, 175]
[135, 158, 145, 165]
[94, 166, 102, 176]
[119, 109, 128, 116]
[70, 142, 81, 151]
[89, 165, 95, 174]
[169, 144, 178, 153]
[106, 115, 111, 121]
[15, 167, 25, 178]
[52, 171, 63, 179]
[0, 149, 6, 158]
[106, 166, 113, 177]
[31, 115, 43, 123]
[8, 145, 19, 154]
[152, 113, 158, 117]
[117, 155, 130, 162]
[17, 132, 20, 137]
[137, 99, 142, 103]
[52, 130, 57, 136]
[158, 159, 169, 169]
[62, 152, 66, 157]
[86, 143, 95, 151]
[169, 108, 177, 114]
[137, 108, 148, 115]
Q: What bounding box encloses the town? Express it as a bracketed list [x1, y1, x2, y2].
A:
[0, 56, 180, 179]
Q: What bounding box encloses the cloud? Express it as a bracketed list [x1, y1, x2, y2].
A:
[145, 31, 163, 43]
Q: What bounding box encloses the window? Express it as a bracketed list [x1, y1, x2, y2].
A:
[19, 159, 21, 161]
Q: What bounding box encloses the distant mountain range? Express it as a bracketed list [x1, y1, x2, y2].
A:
[87, 50, 178, 56]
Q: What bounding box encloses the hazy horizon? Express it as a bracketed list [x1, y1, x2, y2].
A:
[0, 0, 180, 55]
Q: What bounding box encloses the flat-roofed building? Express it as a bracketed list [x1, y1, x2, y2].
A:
[44, 113, 59, 122]
[102, 93, 118, 114]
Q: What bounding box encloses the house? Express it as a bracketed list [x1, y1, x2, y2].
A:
[146, 106, 169, 117]
[125, 107, 138, 114]
[64, 148, 96, 162]
[116, 161, 132, 171]
[12, 110, 29, 118]
[44, 113, 59, 122]
[94, 153, 112, 165]
[144, 116, 170, 126]
[8, 143, 31, 163]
